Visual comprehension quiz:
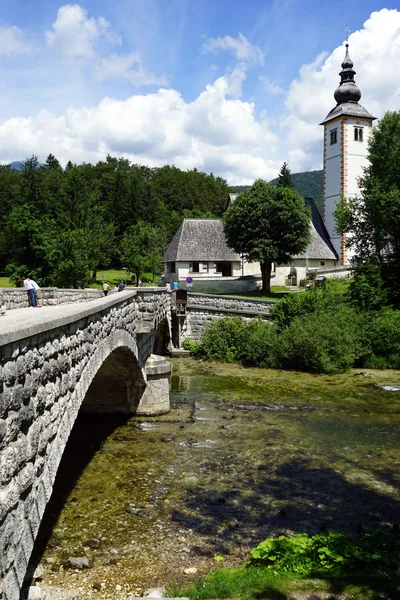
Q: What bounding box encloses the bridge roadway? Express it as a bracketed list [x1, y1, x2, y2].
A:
[0, 290, 136, 344]
[0, 288, 171, 600]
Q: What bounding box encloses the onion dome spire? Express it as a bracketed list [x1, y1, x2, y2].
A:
[334, 44, 361, 105]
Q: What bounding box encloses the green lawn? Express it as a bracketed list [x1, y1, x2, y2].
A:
[215, 286, 295, 302]
[91, 269, 160, 288]
[0, 277, 12, 288]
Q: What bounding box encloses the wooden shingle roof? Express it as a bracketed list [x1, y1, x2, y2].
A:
[162, 201, 338, 264]
[162, 219, 241, 263]
[293, 199, 338, 260]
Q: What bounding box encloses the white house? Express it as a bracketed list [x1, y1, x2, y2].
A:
[161, 218, 260, 293]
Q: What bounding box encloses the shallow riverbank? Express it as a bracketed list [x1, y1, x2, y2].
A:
[26, 360, 400, 599]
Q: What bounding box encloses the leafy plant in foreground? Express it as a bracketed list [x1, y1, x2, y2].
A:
[248, 529, 400, 576]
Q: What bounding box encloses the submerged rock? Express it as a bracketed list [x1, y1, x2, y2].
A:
[64, 557, 91, 570]
[125, 505, 141, 516]
[377, 384, 400, 391]
[179, 440, 216, 448]
[135, 422, 157, 431]
[143, 587, 166, 597]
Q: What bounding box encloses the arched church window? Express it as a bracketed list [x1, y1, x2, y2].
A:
[354, 127, 363, 142]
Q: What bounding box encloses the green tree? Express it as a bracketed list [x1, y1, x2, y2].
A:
[43, 229, 91, 288]
[121, 221, 163, 284]
[335, 111, 400, 305]
[277, 162, 294, 189]
[223, 180, 311, 295]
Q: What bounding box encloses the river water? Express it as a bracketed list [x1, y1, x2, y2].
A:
[29, 360, 400, 599]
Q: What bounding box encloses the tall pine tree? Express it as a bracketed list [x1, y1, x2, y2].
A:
[277, 162, 294, 188]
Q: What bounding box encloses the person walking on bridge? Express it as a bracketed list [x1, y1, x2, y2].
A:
[23, 277, 36, 307]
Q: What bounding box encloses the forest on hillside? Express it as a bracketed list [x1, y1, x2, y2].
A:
[0, 155, 228, 287]
[232, 169, 323, 213]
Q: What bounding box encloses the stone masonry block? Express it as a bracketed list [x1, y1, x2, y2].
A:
[2, 566, 20, 600]
[0, 481, 19, 524]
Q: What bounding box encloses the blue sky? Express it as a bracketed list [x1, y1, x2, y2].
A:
[0, 0, 399, 183]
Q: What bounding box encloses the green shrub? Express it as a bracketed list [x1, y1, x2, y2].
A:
[271, 288, 342, 330]
[182, 338, 202, 356]
[238, 319, 278, 368]
[275, 306, 362, 373]
[349, 262, 388, 311]
[197, 316, 248, 362]
[359, 308, 400, 368]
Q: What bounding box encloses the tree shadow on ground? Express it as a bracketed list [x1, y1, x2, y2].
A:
[170, 456, 400, 596]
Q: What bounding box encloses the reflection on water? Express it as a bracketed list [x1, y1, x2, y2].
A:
[29, 361, 400, 597]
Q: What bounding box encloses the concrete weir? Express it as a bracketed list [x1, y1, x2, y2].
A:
[0, 288, 171, 600]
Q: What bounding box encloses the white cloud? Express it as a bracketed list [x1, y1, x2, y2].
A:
[203, 33, 264, 65]
[46, 4, 120, 63]
[0, 71, 279, 185]
[259, 76, 285, 95]
[283, 8, 400, 171]
[94, 53, 169, 87]
[0, 25, 32, 57]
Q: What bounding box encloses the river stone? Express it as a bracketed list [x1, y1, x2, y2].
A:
[28, 587, 43, 599]
[64, 557, 91, 570]
[377, 384, 400, 391]
[183, 567, 197, 575]
[143, 587, 166, 597]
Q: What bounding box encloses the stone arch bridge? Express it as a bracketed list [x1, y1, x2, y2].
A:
[0, 288, 171, 600]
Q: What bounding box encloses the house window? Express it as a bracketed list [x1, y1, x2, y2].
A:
[320, 261, 325, 266]
[200, 262, 209, 273]
[168, 262, 176, 273]
[354, 127, 363, 142]
[216, 262, 232, 277]
[330, 129, 337, 145]
[189, 262, 199, 273]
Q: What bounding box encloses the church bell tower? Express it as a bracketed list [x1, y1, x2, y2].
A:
[320, 43, 376, 264]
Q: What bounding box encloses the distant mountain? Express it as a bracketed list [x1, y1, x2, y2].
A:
[230, 169, 323, 214]
[8, 160, 44, 170]
[9, 161, 24, 170]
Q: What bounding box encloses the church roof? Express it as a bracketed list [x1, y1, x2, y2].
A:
[320, 43, 376, 125]
[320, 102, 375, 125]
[162, 219, 241, 262]
[292, 199, 338, 260]
[162, 202, 338, 264]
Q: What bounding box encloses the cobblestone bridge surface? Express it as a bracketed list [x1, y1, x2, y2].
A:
[0, 289, 171, 600]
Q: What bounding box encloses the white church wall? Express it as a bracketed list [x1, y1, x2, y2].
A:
[324, 120, 343, 262]
[345, 119, 372, 197]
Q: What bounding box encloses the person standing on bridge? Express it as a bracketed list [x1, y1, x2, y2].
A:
[23, 277, 36, 307]
[103, 280, 110, 296]
[31, 278, 43, 307]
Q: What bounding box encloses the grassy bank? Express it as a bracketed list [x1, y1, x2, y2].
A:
[172, 526, 400, 599]
[172, 564, 400, 600]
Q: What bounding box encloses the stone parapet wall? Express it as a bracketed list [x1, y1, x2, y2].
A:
[179, 277, 259, 294]
[187, 292, 273, 314]
[0, 288, 104, 311]
[0, 289, 171, 600]
[184, 308, 271, 341]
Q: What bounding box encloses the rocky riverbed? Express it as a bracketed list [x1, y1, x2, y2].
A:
[24, 360, 400, 599]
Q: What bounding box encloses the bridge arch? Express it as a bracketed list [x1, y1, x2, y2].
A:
[0, 289, 171, 600]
